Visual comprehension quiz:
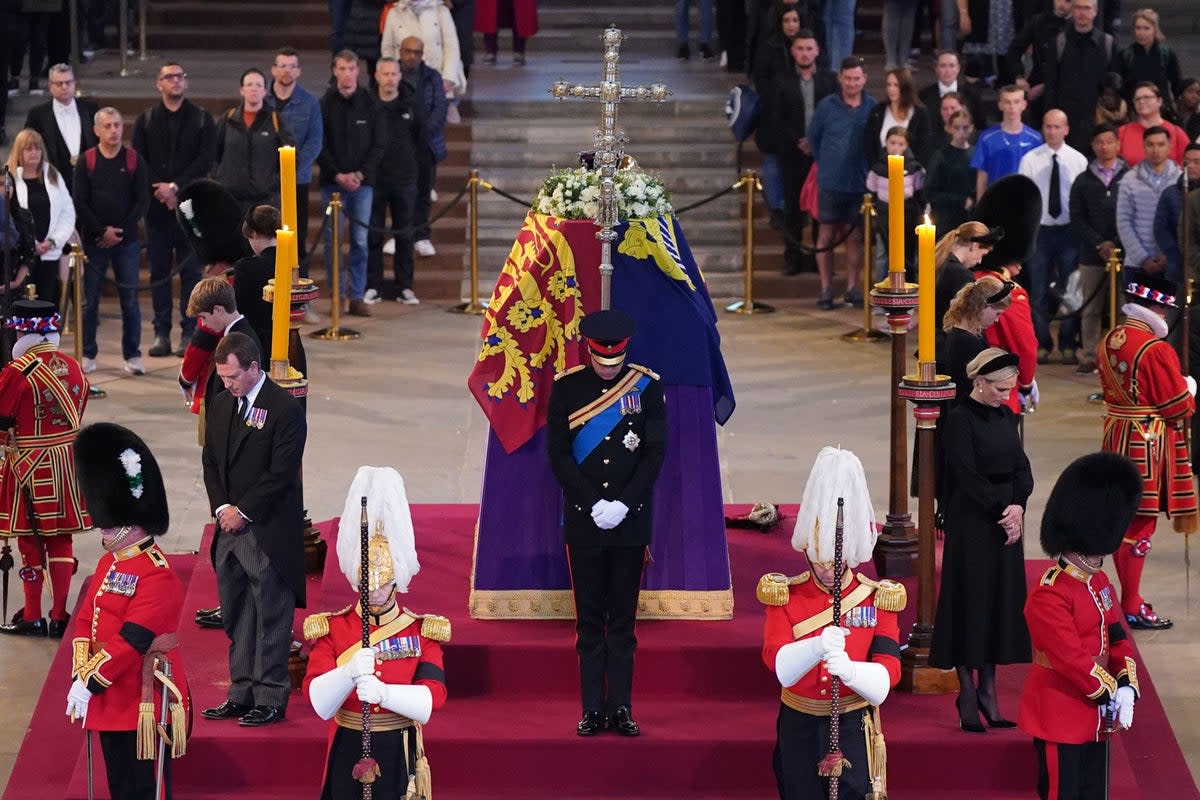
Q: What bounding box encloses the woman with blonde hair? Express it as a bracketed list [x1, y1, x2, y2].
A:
[930, 347, 1033, 733]
[933, 220, 1003, 346]
[941, 276, 1013, 405]
[5, 128, 76, 303]
[1117, 8, 1183, 109]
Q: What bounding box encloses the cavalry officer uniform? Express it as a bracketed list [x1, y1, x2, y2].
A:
[546, 310, 667, 737]
[305, 466, 448, 800]
[1018, 452, 1145, 800]
[68, 422, 190, 800]
[0, 300, 90, 638]
[761, 446, 904, 800]
[1097, 278, 1197, 629]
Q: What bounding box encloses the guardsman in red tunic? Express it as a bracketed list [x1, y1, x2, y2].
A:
[303, 466, 448, 800]
[0, 300, 91, 638]
[1019, 452, 1144, 800]
[1098, 278, 1198, 629]
[760, 447, 905, 800]
[67, 422, 190, 800]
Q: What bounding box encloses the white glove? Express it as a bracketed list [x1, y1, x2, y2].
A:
[355, 675, 387, 705]
[65, 678, 92, 723]
[819, 626, 847, 656]
[591, 499, 610, 521]
[824, 656, 893, 706]
[774, 637, 825, 687]
[308, 667, 356, 720]
[341, 647, 376, 681]
[824, 650, 858, 683]
[1114, 685, 1136, 730]
[598, 500, 629, 529]
[1030, 379, 1040, 407]
[1187, 375, 1197, 398]
[376, 683, 434, 724]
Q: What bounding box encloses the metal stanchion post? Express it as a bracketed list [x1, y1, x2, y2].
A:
[69, 245, 105, 398]
[843, 194, 887, 342]
[726, 170, 774, 314]
[311, 193, 361, 341]
[450, 171, 485, 315]
[1089, 248, 1124, 403]
[138, 0, 148, 61]
[68, 0, 81, 69]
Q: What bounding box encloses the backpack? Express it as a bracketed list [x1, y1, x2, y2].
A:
[1055, 30, 1114, 64]
[725, 84, 761, 143]
[83, 146, 138, 174]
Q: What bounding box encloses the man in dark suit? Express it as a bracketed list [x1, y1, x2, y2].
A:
[200, 332, 306, 727]
[23, 63, 99, 191]
[918, 50, 987, 132]
[546, 310, 667, 738]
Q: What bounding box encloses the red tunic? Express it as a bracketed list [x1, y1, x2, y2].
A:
[474, 0, 538, 37]
[762, 572, 902, 712]
[179, 320, 222, 415]
[1018, 561, 1139, 744]
[976, 268, 1037, 414]
[0, 342, 90, 535]
[1099, 317, 1197, 524]
[71, 538, 190, 731]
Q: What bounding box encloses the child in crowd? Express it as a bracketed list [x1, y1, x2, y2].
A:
[926, 110, 977, 233]
[865, 126, 926, 280]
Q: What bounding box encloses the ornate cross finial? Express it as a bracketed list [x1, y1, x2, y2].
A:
[550, 25, 671, 309]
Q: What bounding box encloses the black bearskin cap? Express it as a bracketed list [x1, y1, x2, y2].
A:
[1040, 452, 1142, 557]
[972, 174, 1043, 270]
[74, 423, 169, 536]
[176, 179, 252, 267]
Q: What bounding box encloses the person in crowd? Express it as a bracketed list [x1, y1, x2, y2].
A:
[1093, 71, 1129, 129]
[368, 57, 424, 305]
[1040, 0, 1115, 154]
[1117, 126, 1183, 286]
[233, 206, 287, 363]
[673, 0, 715, 59]
[399, 36, 448, 260]
[1098, 277, 1197, 630]
[823, 0, 856, 71]
[930, 347, 1033, 732]
[1173, 77, 1200, 141]
[864, 66, 933, 166]
[761, 446, 904, 800]
[342, 0, 387, 77]
[381, 0, 468, 121]
[939, 277, 1013, 406]
[928, 91, 966, 152]
[919, 50, 986, 134]
[1186, 159, 1200, 282]
[547, 310, 666, 738]
[972, 85, 1042, 199]
[881, 0, 917, 71]
[751, 4, 805, 234]
[304, 466, 448, 800]
[73, 107, 150, 377]
[268, 46, 324, 272]
[1018, 109, 1088, 364]
[1019, 452, 1144, 800]
[328, 0, 352, 52]
[449, 0, 476, 78]
[1008, 0, 1071, 119]
[960, 0, 1016, 87]
[1069, 123, 1129, 375]
[22, 64, 98, 191]
[212, 68, 292, 213]
[927, 110, 977, 231]
[475, 0, 537, 65]
[808, 56, 876, 310]
[5, 128, 74, 303]
[10, 4, 51, 95]
[1117, 8, 1182, 110]
[0, 300, 89, 639]
[318, 49, 386, 318]
[133, 62, 216, 360]
[200, 333, 306, 727]
[1118, 82, 1189, 166]
[67, 422, 190, 800]
[865, 126, 926, 279]
[1153, 144, 1200, 293]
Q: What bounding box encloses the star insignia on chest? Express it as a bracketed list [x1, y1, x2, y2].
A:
[622, 430, 640, 451]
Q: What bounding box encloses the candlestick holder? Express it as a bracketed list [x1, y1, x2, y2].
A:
[869, 276, 920, 577]
[896, 364, 958, 694]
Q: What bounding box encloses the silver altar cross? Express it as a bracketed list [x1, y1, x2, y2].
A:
[550, 25, 670, 309]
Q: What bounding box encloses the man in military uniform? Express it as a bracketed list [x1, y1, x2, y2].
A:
[67, 422, 190, 800]
[304, 466, 448, 800]
[760, 446, 904, 800]
[1019, 452, 1144, 800]
[1098, 277, 1197, 629]
[546, 309, 667, 737]
[0, 300, 90, 638]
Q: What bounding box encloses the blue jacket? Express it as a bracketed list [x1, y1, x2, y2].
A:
[1116, 158, 1181, 272]
[1154, 178, 1185, 284]
[269, 83, 324, 185]
[808, 92, 877, 193]
[405, 62, 448, 163]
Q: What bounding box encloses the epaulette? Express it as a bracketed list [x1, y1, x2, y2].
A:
[554, 364, 586, 381]
[1039, 566, 1061, 587]
[147, 549, 168, 569]
[402, 609, 452, 642]
[302, 604, 354, 641]
[856, 574, 907, 612]
[757, 572, 809, 606]
[628, 363, 660, 381]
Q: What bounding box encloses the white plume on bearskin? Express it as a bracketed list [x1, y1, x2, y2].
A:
[336, 466, 420, 593]
[792, 446, 877, 567]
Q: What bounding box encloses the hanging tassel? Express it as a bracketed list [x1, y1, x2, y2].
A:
[170, 702, 187, 758]
[135, 702, 156, 760]
[353, 757, 381, 784]
[817, 750, 851, 777]
[414, 751, 432, 799]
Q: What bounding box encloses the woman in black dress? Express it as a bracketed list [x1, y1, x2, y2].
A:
[930, 347, 1033, 733]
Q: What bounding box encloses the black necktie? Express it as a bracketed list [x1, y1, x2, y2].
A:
[1048, 154, 1062, 219]
[236, 398, 246, 419]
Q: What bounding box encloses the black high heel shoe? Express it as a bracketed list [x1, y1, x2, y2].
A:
[956, 696, 986, 733]
[977, 700, 1017, 729]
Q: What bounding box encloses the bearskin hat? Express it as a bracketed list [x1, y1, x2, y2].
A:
[176, 179, 252, 267]
[972, 174, 1043, 270]
[74, 423, 169, 536]
[1040, 452, 1142, 557]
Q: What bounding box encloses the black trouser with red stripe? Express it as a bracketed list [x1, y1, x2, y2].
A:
[1034, 738, 1107, 800]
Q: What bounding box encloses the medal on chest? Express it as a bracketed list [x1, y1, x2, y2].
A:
[246, 407, 268, 429]
[843, 606, 877, 628]
[619, 390, 642, 416]
[1098, 585, 1114, 611]
[622, 430, 641, 452]
[375, 634, 422, 661]
[101, 568, 139, 597]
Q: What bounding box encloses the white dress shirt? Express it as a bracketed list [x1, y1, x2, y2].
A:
[52, 99, 82, 161]
[937, 80, 958, 97]
[1017, 142, 1089, 225]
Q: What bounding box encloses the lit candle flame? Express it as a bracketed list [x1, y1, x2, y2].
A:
[923, 213, 932, 226]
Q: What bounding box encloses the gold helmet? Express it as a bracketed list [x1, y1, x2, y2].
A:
[337, 466, 419, 594]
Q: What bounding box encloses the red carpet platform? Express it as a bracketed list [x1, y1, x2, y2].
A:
[5, 505, 1197, 799]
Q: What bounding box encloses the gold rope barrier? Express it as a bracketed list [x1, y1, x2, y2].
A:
[843, 194, 886, 342]
[450, 170, 486, 315]
[310, 193, 361, 341]
[726, 170, 774, 314]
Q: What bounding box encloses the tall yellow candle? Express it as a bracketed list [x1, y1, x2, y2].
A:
[272, 229, 294, 364]
[888, 153, 905, 273]
[279, 146, 297, 234]
[917, 216, 936, 365]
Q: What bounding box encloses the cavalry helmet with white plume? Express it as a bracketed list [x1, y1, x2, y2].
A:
[336, 466, 420, 594]
[792, 446, 877, 568]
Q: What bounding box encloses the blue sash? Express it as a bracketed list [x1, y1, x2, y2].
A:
[571, 374, 651, 464]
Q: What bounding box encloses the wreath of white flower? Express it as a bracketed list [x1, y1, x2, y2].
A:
[118, 448, 144, 499]
[532, 166, 673, 220]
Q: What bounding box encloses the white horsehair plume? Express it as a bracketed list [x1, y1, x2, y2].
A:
[791, 446, 878, 568]
[337, 466, 420, 594]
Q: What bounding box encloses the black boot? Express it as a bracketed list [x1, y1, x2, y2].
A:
[955, 667, 985, 733]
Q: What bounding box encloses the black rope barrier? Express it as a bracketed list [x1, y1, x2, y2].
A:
[484, 184, 534, 208]
[336, 182, 470, 238]
[675, 182, 742, 215]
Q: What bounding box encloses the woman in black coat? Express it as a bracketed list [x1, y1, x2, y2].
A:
[232, 205, 308, 377]
[930, 348, 1033, 733]
[863, 66, 934, 166]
